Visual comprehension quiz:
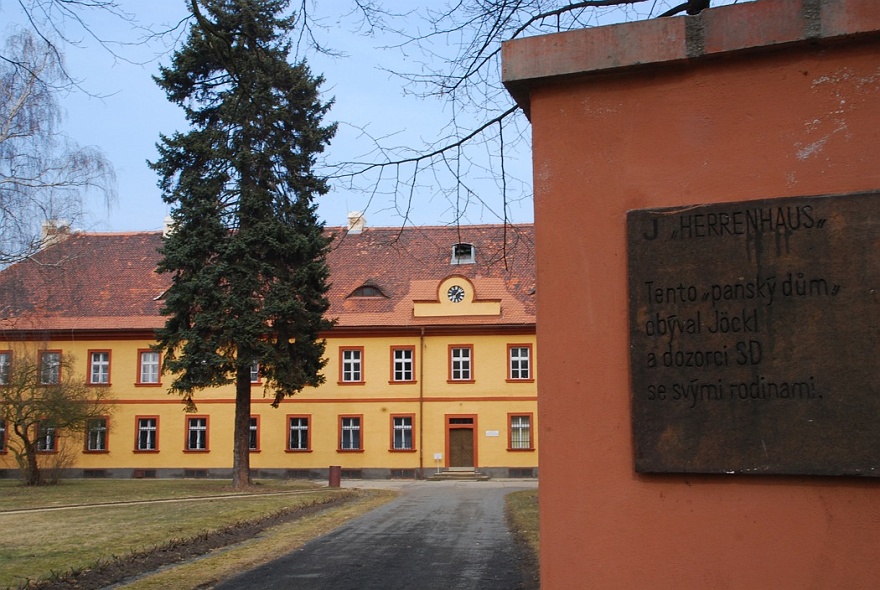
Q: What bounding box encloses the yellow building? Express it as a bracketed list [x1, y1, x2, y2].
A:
[0, 221, 536, 479]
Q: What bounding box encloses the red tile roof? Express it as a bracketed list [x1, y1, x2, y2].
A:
[326, 224, 535, 328]
[0, 224, 535, 333]
[0, 232, 167, 332]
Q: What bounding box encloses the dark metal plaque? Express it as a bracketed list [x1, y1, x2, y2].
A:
[628, 192, 880, 476]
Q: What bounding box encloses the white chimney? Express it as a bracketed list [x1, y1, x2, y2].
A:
[163, 215, 176, 237]
[41, 220, 71, 248]
[347, 211, 366, 234]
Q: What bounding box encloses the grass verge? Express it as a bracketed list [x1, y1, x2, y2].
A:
[0, 479, 396, 589]
[506, 488, 540, 587]
[117, 488, 397, 589]
[0, 478, 318, 512]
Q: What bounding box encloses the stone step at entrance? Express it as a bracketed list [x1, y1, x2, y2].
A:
[427, 468, 491, 481]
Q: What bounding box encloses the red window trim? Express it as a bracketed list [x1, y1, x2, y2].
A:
[83, 415, 111, 453]
[285, 414, 312, 452]
[39, 350, 63, 385]
[389, 413, 417, 452]
[447, 344, 475, 383]
[338, 346, 365, 385]
[506, 343, 535, 383]
[0, 350, 12, 386]
[337, 414, 364, 452]
[134, 415, 160, 453]
[249, 415, 261, 453]
[35, 418, 58, 453]
[184, 415, 210, 453]
[389, 345, 417, 384]
[135, 349, 162, 387]
[250, 362, 262, 386]
[87, 349, 112, 386]
[507, 412, 535, 451]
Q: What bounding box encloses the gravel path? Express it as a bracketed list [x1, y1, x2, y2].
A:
[214, 480, 538, 590]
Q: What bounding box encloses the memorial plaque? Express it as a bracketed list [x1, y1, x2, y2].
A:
[628, 192, 880, 476]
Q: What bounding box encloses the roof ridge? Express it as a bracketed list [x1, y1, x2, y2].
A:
[326, 223, 534, 231]
[73, 230, 164, 237]
[64, 224, 533, 237]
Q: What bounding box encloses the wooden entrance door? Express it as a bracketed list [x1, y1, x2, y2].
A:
[449, 429, 475, 467]
[446, 415, 476, 468]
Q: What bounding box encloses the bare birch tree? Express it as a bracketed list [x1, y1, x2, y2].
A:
[0, 29, 115, 265]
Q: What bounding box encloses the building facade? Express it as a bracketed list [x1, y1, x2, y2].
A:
[0, 222, 537, 479]
[504, 0, 880, 587]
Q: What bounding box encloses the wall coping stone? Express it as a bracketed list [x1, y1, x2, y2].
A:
[503, 0, 880, 116]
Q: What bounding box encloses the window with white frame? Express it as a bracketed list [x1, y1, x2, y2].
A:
[87, 418, 108, 451]
[187, 417, 208, 451]
[90, 352, 110, 385]
[509, 415, 533, 450]
[139, 351, 160, 384]
[340, 416, 361, 450]
[451, 242, 475, 264]
[249, 417, 259, 451]
[288, 416, 310, 451]
[450, 346, 472, 381]
[36, 421, 56, 452]
[0, 352, 10, 385]
[340, 348, 363, 382]
[392, 416, 413, 450]
[509, 346, 531, 380]
[250, 362, 260, 383]
[40, 351, 61, 385]
[137, 417, 158, 451]
[392, 347, 414, 382]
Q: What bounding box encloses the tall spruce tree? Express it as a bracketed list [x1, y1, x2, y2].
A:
[150, 0, 336, 488]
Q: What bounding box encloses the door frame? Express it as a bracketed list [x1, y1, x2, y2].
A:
[444, 414, 478, 468]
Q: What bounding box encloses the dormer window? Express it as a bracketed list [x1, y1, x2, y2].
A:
[349, 285, 385, 298]
[451, 243, 475, 265]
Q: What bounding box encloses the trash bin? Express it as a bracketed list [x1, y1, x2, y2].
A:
[329, 465, 342, 488]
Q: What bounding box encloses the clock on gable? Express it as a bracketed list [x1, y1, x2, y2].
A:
[447, 284, 465, 303]
[414, 278, 499, 317]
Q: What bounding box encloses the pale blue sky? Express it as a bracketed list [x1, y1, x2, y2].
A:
[39, 1, 481, 232]
[4, 0, 528, 233]
[3, 1, 747, 233]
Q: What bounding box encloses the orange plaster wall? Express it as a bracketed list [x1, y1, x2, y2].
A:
[531, 34, 880, 590]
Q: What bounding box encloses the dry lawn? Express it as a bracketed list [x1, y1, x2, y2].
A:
[0, 479, 536, 589]
[118, 489, 397, 589]
[0, 479, 395, 589]
[506, 489, 539, 557]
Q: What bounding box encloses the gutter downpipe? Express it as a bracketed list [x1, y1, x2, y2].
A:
[419, 327, 425, 479]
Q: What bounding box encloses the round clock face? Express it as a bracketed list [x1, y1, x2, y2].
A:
[447, 285, 465, 303]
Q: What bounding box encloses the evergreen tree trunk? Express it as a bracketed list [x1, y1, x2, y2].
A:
[232, 362, 252, 489]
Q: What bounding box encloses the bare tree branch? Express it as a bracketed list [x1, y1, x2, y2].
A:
[317, 1, 748, 228]
[0, 30, 115, 265]
[3, 0, 742, 234]
[332, 105, 518, 177]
